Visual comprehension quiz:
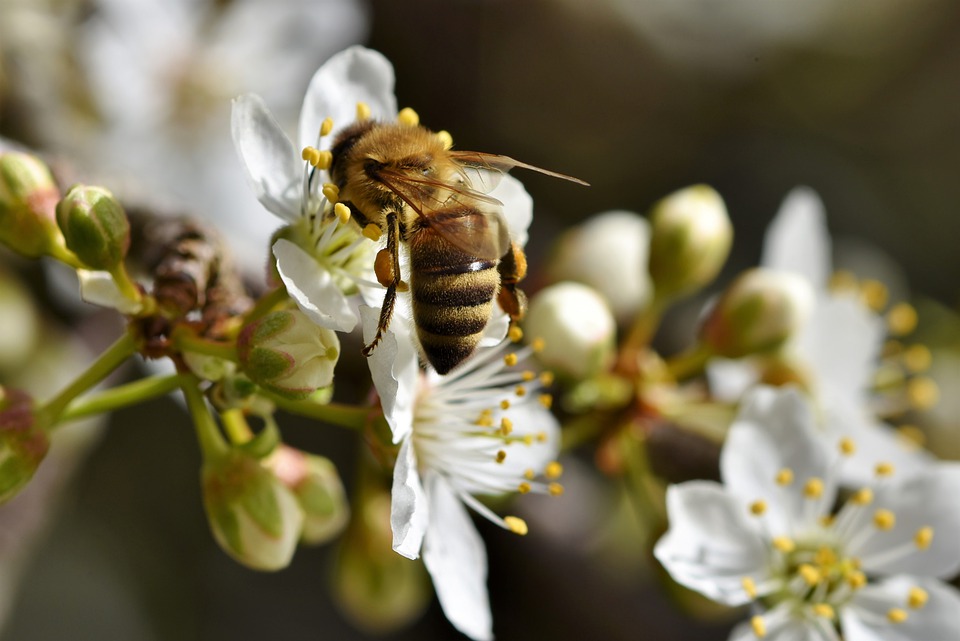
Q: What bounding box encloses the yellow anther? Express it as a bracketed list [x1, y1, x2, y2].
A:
[521, 370, 536, 382]
[887, 608, 908, 624]
[908, 587, 929, 609]
[874, 509, 896, 530]
[896, 424, 926, 448]
[495, 450, 507, 464]
[839, 437, 856, 456]
[903, 344, 932, 373]
[829, 269, 858, 292]
[548, 482, 564, 496]
[915, 526, 934, 549]
[319, 117, 334, 137]
[436, 130, 453, 150]
[545, 461, 563, 480]
[815, 547, 837, 567]
[500, 417, 513, 435]
[775, 468, 794, 486]
[812, 604, 835, 620]
[500, 399, 511, 410]
[887, 302, 918, 336]
[334, 202, 352, 224]
[518, 482, 531, 494]
[751, 615, 767, 638]
[523, 468, 535, 481]
[819, 514, 836, 527]
[522, 434, 534, 445]
[749, 500, 768, 516]
[504, 353, 518, 367]
[397, 107, 420, 127]
[515, 385, 527, 397]
[539, 371, 555, 386]
[804, 478, 824, 499]
[875, 462, 895, 477]
[860, 279, 889, 311]
[798, 564, 821, 586]
[531, 337, 546, 352]
[301, 146, 321, 165]
[504, 516, 528, 536]
[314, 150, 332, 170]
[476, 414, 494, 427]
[536, 431, 548, 443]
[850, 488, 874, 506]
[907, 376, 939, 410]
[322, 183, 340, 203]
[362, 223, 383, 242]
[741, 577, 758, 599]
[508, 325, 524, 342]
[846, 570, 867, 589]
[772, 536, 795, 553]
[538, 394, 553, 409]
[356, 101, 371, 121]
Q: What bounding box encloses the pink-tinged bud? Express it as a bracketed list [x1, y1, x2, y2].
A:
[0, 152, 64, 257]
[699, 268, 814, 358]
[237, 309, 340, 399]
[267, 445, 348, 545]
[0, 387, 49, 504]
[55, 184, 130, 270]
[201, 450, 304, 571]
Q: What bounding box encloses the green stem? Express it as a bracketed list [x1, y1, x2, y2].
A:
[47, 243, 85, 269]
[243, 286, 289, 325]
[266, 393, 371, 431]
[171, 327, 238, 362]
[37, 332, 137, 428]
[108, 263, 144, 307]
[181, 375, 228, 459]
[222, 408, 254, 445]
[623, 296, 667, 353]
[59, 374, 185, 423]
[620, 429, 666, 529]
[665, 343, 713, 381]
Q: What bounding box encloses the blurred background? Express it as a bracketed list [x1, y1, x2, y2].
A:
[1, 0, 959, 639]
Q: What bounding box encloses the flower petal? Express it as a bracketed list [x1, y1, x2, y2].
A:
[231, 94, 301, 222]
[421, 472, 493, 641]
[843, 576, 960, 641]
[762, 187, 832, 290]
[273, 239, 358, 332]
[391, 437, 428, 560]
[654, 482, 771, 606]
[706, 357, 761, 402]
[844, 463, 960, 578]
[359, 305, 419, 443]
[299, 46, 398, 151]
[77, 270, 143, 314]
[721, 386, 836, 535]
[728, 617, 827, 641]
[491, 174, 533, 249]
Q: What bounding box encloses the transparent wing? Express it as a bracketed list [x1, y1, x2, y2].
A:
[449, 150, 590, 187]
[421, 200, 510, 261]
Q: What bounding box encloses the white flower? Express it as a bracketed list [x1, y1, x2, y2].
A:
[361, 306, 561, 641]
[655, 386, 960, 641]
[707, 187, 931, 485]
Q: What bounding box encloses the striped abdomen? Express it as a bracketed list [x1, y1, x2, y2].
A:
[409, 219, 500, 375]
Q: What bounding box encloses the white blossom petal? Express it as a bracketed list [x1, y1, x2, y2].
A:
[654, 482, 771, 606]
[77, 270, 143, 314]
[843, 576, 960, 641]
[273, 239, 358, 331]
[491, 174, 533, 249]
[762, 187, 832, 291]
[728, 617, 827, 641]
[231, 94, 301, 222]
[706, 357, 760, 403]
[359, 305, 419, 443]
[391, 437, 428, 560]
[721, 387, 836, 535]
[299, 46, 398, 151]
[421, 473, 493, 641]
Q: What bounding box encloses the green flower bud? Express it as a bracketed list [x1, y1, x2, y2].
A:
[0, 388, 49, 504]
[201, 450, 304, 571]
[237, 309, 340, 399]
[0, 152, 64, 257]
[525, 282, 616, 380]
[699, 268, 814, 358]
[55, 184, 130, 270]
[648, 185, 733, 299]
[267, 446, 348, 545]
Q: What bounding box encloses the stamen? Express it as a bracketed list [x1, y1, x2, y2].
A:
[749, 500, 768, 516]
[875, 462, 895, 477]
[301, 146, 321, 165]
[362, 224, 382, 241]
[500, 417, 513, 435]
[850, 488, 873, 506]
[521, 370, 536, 382]
[495, 450, 507, 464]
[741, 577, 758, 599]
[508, 326, 524, 342]
[829, 270, 858, 293]
[814, 547, 837, 566]
[515, 385, 527, 397]
[518, 482, 531, 494]
[751, 615, 767, 638]
[548, 482, 564, 496]
[397, 107, 420, 127]
[907, 377, 939, 409]
[776, 468, 794, 486]
[334, 202, 351, 224]
[356, 102, 371, 121]
[545, 461, 563, 479]
[772, 536, 795, 553]
[536, 431, 548, 443]
[538, 394, 553, 409]
[812, 604, 835, 620]
[915, 526, 934, 549]
[504, 516, 528, 536]
[887, 303, 918, 336]
[886, 608, 908, 624]
[523, 469, 535, 480]
[540, 371, 555, 386]
[322, 183, 339, 203]
[500, 399, 511, 410]
[531, 338, 545, 352]
[522, 435, 534, 445]
[436, 130, 453, 149]
[839, 438, 856, 456]
[846, 570, 867, 589]
[803, 478, 824, 499]
[798, 564, 821, 586]
[319, 117, 334, 137]
[903, 344, 932, 372]
[860, 280, 889, 311]
[908, 587, 928, 609]
[873, 509, 896, 530]
[503, 353, 518, 367]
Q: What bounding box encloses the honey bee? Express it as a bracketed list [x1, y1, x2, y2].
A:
[328, 116, 586, 374]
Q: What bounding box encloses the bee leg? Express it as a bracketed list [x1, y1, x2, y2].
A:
[362, 212, 402, 356]
[496, 242, 528, 321]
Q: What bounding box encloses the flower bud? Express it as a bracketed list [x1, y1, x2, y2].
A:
[0, 152, 64, 257]
[648, 185, 732, 299]
[267, 446, 348, 545]
[548, 210, 652, 320]
[0, 388, 49, 504]
[237, 309, 340, 399]
[201, 450, 304, 571]
[699, 268, 814, 358]
[55, 184, 130, 271]
[525, 282, 616, 380]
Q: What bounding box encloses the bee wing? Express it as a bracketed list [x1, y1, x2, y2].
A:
[449, 151, 590, 187]
[375, 166, 504, 214]
[423, 200, 511, 261]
